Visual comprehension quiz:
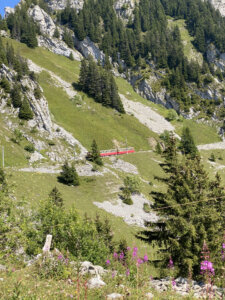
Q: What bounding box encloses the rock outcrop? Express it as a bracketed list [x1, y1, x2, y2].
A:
[46, 0, 84, 12]
[28, 5, 81, 60]
[129, 73, 180, 112]
[207, 43, 225, 71]
[114, 0, 135, 20]
[4, 7, 15, 18]
[208, 0, 225, 16]
[28, 5, 56, 37]
[75, 37, 105, 62]
[38, 35, 81, 61]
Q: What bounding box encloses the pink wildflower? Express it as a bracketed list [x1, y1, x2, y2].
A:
[126, 269, 130, 276]
[119, 252, 124, 260]
[143, 254, 148, 262]
[168, 257, 174, 269]
[137, 258, 143, 266]
[113, 252, 118, 259]
[106, 259, 110, 265]
[112, 271, 116, 278]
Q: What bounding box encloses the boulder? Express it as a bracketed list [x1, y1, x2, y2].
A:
[145, 292, 154, 299]
[107, 293, 123, 299]
[87, 276, 106, 289]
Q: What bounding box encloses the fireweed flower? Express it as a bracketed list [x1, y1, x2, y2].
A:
[172, 279, 176, 287]
[200, 260, 215, 275]
[113, 252, 118, 259]
[126, 269, 130, 276]
[119, 252, 124, 260]
[132, 247, 138, 258]
[168, 257, 174, 269]
[58, 255, 63, 260]
[143, 254, 148, 262]
[137, 258, 143, 266]
[106, 259, 110, 265]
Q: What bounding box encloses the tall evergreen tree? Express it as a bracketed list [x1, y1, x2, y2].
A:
[18, 99, 33, 120]
[59, 161, 80, 186]
[147, 134, 225, 277]
[88, 139, 103, 166]
[180, 127, 198, 158]
[11, 85, 22, 108]
[49, 187, 64, 207]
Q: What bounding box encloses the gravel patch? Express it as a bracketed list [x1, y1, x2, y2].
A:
[19, 166, 60, 174]
[120, 94, 179, 137]
[106, 157, 138, 174]
[94, 194, 158, 228]
[198, 141, 225, 150]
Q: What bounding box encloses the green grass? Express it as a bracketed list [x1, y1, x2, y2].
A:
[200, 149, 225, 184]
[0, 115, 28, 168]
[8, 169, 157, 260]
[39, 71, 157, 150]
[3, 37, 80, 83]
[173, 119, 221, 145]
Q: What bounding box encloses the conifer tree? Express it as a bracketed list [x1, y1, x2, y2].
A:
[88, 139, 103, 166]
[180, 127, 198, 158]
[49, 187, 63, 207]
[18, 99, 33, 120]
[59, 161, 80, 186]
[148, 134, 225, 277]
[11, 85, 22, 108]
[0, 77, 11, 94]
[53, 27, 60, 38]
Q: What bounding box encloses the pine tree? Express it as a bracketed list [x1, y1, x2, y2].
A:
[11, 85, 22, 108]
[53, 27, 60, 38]
[59, 161, 80, 186]
[69, 52, 74, 61]
[0, 77, 11, 94]
[49, 187, 63, 207]
[78, 59, 89, 91]
[180, 127, 198, 158]
[88, 139, 103, 166]
[147, 135, 225, 277]
[18, 99, 33, 120]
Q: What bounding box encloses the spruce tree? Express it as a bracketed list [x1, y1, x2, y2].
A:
[78, 59, 88, 91]
[18, 99, 33, 120]
[0, 77, 11, 94]
[180, 127, 198, 158]
[53, 27, 60, 38]
[148, 134, 225, 277]
[89, 139, 103, 166]
[11, 85, 22, 108]
[59, 161, 80, 186]
[49, 187, 63, 207]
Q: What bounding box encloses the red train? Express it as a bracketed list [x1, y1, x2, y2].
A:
[100, 147, 135, 157]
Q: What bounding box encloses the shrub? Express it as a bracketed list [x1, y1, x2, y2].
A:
[58, 161, 80, 186]
[19, 100, 33, 120]
[209, 153, 216, 162]
[24, 144, 35, 153]
[11, 129, 23, 144]
[166, 109, 178, 121]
